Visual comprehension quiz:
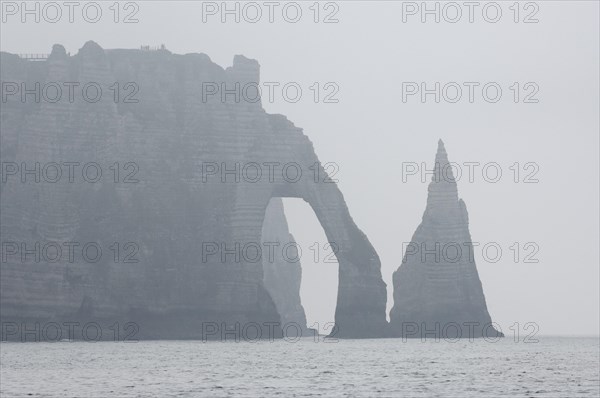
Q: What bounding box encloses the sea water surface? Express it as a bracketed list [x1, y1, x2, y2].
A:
[1, 337, 598, 397]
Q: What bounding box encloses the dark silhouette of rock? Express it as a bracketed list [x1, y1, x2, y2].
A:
[389, 140, 502, 339]
[0, 42, 387, 339]
[261, 198, 308, 336]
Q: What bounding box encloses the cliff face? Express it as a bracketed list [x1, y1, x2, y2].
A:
[390, 141, 502, 338]
[0, 42, 387, 339]
[261, 198, 307, 335]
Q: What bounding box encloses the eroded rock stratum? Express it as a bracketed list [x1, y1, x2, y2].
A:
[0, 42, 388, 339]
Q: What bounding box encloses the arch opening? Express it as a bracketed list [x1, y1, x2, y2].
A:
[260, 197, 339, 336]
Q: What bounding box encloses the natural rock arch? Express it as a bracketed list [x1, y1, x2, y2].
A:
[229, 121, 388, 338]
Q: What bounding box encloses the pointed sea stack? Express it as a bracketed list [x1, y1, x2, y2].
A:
[390, 140, 502, 339]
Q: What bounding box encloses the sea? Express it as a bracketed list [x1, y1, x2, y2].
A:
[1, 337, 598, 397]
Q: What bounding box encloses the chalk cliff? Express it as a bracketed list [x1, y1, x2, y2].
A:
[0, 42, 387, 339]
[389, 141, 502, 338]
